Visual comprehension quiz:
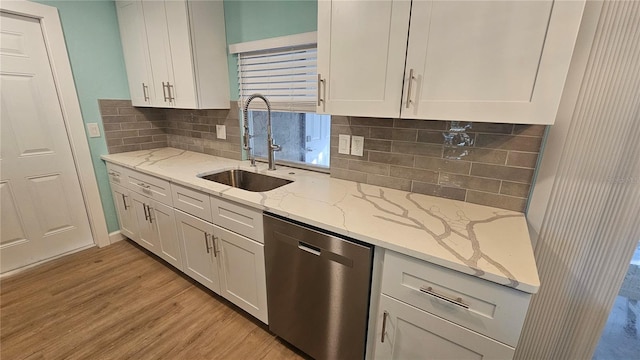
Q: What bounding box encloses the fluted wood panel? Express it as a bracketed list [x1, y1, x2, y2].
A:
[516, 1, 640, 359]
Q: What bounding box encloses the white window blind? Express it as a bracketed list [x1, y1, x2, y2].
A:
[238, 46, 317, 112]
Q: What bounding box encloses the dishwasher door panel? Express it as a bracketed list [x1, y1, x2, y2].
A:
[264, 214, 373, 360]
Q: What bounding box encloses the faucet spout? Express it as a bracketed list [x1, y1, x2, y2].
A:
[243, 94, 280, 170]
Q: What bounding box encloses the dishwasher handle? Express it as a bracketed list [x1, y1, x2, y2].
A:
[298, 241, 321, 256]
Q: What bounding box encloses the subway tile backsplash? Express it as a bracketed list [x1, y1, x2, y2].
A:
[329, 116, 545, 212]
[100, 99, 542, 212]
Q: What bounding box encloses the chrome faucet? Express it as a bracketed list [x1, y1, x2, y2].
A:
[242, 94, 281, 170]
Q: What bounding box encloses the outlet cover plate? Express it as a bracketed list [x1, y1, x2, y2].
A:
[351, 136, 364, 156]
[216, 125, 227, 139]
[86, 123, 100, 138]
[338, 134, 351, 154]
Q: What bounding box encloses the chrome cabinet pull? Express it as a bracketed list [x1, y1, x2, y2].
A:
[162, 82, 169, 102]
[167, 82, 175, 102]
[212, 235, 219, 257]
[317, 74, 323, 106]
[381, 311, 388, 343]
[142, 82, 149, 102]
[147, 205, 153, 223]
[419, 286, 469, 309]
[143, 202, 149, 221]
[122, 194, 129, 210]
[204, 233, 210, 254]
[405, 68, 415, 109]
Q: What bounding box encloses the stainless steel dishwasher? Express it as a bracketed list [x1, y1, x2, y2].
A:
[263, 213, 373, 360]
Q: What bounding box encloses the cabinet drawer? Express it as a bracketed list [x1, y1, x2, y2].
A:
[127, 170, 172, 206]
[171, 183, 212, 222]
[211, 196, 263, 243]
[381, 251, 530, 347]
[106, 162, 128, 185]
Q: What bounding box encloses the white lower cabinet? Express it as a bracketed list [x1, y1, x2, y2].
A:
[216, 225, 267, 323]
[150, 200, 181, 270]
[130, 190, 160, 254]
[110, 183, 138, 241]
[375, 294, 514, 360]
[175, 210, 221, 293]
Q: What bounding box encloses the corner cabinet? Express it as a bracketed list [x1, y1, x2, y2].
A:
[317, 0, 585, 125]
[116, 0, 230, 109]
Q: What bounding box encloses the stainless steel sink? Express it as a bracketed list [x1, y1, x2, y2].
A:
[199, 169, 293, 192]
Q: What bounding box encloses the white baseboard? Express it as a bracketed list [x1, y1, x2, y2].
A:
[1, 243, 95, 279]
[109, 230, 126, 244]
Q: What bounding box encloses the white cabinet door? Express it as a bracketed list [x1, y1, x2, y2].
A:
[141, 0, 175, 107]
[115, 0, 154, 106]
[164, 0, 198, 109]
[110, 183, 138, 241]
[317, 0, 410, 117]
[402, 0, 584, 124]
[375, 295, 514, 360]
[214, 225, 268, 324]
[149, 199, 182, 271]
[175, 210, 220, 294]
[130, 191, 159, 253]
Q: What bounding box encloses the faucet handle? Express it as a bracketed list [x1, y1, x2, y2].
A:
[271, 143, 281, 152]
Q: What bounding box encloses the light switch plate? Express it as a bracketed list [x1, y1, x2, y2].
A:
[86, 123, 100, 138]
[338, 134, 351, 154]
[216, 125, 227, 139]
[351, 136, 364, 156]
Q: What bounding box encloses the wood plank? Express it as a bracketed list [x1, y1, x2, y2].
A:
[0, 240, 305, 359]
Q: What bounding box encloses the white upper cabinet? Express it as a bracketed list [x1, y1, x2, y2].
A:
[318, 0, 585, 125]
[316, 0, 410, 117]
[116, 0, 230, 109]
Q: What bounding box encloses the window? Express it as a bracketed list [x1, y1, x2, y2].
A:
[231, 32, 330, 170]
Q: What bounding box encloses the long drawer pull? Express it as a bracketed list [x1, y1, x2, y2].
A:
[298, 241, 321, 256]
[143, 203, 149, 221]
[122, 194, 129, 210]
[419, 286, 469, 309]
[381, 311, 388, 343]
[212, 235, 219, 258]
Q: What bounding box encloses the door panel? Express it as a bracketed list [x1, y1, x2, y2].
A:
[130, 191, 158, 253]
[317, 0, 410, 117]
[0, 12, 93, 273]
[215, 225, 268, 323]
[110, 183, 138, 241]
[151, 200, 182, 270]
[175, 210, 220, 293]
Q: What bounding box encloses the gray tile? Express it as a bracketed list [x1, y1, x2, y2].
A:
[331, 157, 349, 169]
[349, 160, 389, 175]
[331, 168, 367, 183]
[364, 139, 392, 152]
[117, 107, 143, 116]
[103, 123, 121, 131]
[152, 135, 168, 142]
[438, 173, 501, 193]
[368, 151, 415, 167]
[99, 107, 118, 116]
[106, 138, 123, 147]
[471, 123, 514, 134]
[99, 99, 131, 109]
[500, 181, 531, 197]
[123, 136, 153, 145]
[102, 115, 136, 124]
[105, 130, 139, 139]
[411, 182, 467, 201]
[331, 125, 369, 137]
[393, 119, 446, 130]
[138, 128, 166, 136]
[475, 134, 543, 152]
[108, 144, 140, 154]
[443, 147, 507, 165]
[414, 156, 471, 175]
[466, 191, 527, 212]
[470, 163, 535, 183]
[219, 150, 242, 160]
[513, 124, 546, 136]
[506, 151, 539, 168]
[330, 115, 349, 125]
[392, 141, 442, 157]
[369, 128, 418, 141]
[389, 166, 438, 183]
[350, 117, 393, 127]
[367, 174, 411, 191]
[416, 130, 445, 144]
[121, 122, 152, 130]
[139, 142, 167, 150]
[193, 124, 210, 132]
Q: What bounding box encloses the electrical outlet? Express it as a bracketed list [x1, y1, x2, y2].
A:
[351, 136, 364, 156]
[216, 125, 226, 139]
[338, 134, 351, 154]
[86, 123, 100, 138]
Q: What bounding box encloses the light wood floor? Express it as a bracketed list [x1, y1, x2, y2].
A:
[1, 240, 305, 360]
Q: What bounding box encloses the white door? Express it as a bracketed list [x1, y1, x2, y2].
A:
[215, 224, 268, 324]
[175, 210, 220, 293]
[0, 12, 93, 273]
[374, 295, 514, 360]
[150, 199, 182, 271]
[304, 114, 331, 167]
[402, 0, 584, 124]
[110, 183, 138, 241]
[115, 0, 154, 106]
[317, 0, 410, 117]
[141, 0, 175, 107]
[164, 0, 198, 109]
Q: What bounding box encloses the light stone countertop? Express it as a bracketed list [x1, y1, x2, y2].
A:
[102, 147, 540, 294]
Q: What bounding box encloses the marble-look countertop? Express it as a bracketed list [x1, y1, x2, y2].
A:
[102, 148, 540, 293]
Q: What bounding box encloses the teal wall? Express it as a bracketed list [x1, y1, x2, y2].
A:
[34, 0, 130, 233]
[223, 0, 318, 100]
